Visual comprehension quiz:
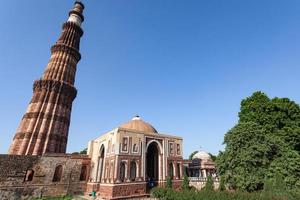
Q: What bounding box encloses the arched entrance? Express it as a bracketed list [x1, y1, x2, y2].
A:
[96, 145, 105, 182]
[146, 142, 160, 182]
[169, 163, 174, 179]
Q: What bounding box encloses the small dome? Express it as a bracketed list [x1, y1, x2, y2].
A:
[119, 116, 158, 133]
[192, 151, 211, 160]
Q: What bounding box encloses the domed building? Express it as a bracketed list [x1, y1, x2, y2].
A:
[86, 116, 183, 199]
[185, 150, 216, 178]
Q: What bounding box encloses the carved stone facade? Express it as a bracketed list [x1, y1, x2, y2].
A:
[0, 154, 90, 200]
[86, 116, 184, 199]
[8, 1, 85, 155]
[1, 2, 187, 199]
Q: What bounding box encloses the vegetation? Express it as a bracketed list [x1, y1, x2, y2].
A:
[151, 91, 300, 199]
[79, 148, 87, 154]
[216, 91, 300, 191]
[71, 148, 87, 155]
[203, 175, 214, 191]
[208, 153, 217, 162]
[166, 176, 173, 188]
[182, 173, 190, 190]
[151, 187, 300, 200]
[152, 174, 300, 200]
[33, 195, 72, 200]
[189, 151, 198, 160]
[219, 176, 226, 191]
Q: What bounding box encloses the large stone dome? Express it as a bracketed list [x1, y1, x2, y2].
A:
[192, 151, 211, 160]
[119, 116, 158, 133]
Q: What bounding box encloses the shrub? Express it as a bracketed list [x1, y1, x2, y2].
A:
[204, 175, 214, 191]
[219, 176, 226, 191]
[182, 173, 189, 190]
[166, 176, 172, 188]
[260, 172, 295, 200]
[151, 187, 168, 198]
[151, 186, 300, 200]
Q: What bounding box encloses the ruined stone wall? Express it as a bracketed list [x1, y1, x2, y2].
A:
[0, 154, 90, 200]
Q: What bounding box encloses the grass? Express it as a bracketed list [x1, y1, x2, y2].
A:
[32, 195, 72, 200]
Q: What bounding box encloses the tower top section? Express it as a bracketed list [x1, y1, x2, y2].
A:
[68, 1, 85, 27]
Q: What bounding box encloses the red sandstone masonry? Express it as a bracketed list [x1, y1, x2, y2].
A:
[8, 2, 84, 156]
[99, 182, 147, 199]
[0, 154, 90, 200]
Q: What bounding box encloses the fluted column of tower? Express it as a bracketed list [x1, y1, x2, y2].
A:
[8, 1, 85, 155]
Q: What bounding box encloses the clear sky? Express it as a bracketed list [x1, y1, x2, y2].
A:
[0, 0, 300, 158]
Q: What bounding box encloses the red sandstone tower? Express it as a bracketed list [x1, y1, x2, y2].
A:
[9, 2, 85, 155]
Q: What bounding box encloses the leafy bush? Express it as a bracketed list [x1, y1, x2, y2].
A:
[182, 173, 189, 190]
[219, 176, 226, 191]
[151, 187, 300, 200]
[151, 187, 168, 198]
[203, 175, 214, 191]
[166, 176, 172, 188]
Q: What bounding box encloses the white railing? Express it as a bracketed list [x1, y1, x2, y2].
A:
[188, 177, 219, 182]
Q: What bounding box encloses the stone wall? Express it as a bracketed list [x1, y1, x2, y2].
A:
[0, 154, 90, 200]
[99, 182, 147, 199]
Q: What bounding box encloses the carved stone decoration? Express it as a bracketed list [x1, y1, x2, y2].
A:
[121, 137, 128, 152]
[176, 143, 181, 155]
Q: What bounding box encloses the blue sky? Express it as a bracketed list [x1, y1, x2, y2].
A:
[0, 0, 300, 158]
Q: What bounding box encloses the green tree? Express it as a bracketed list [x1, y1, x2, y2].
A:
[189, 151, 198, 160]
[166, 176, 173, 188]
[219, 176, 226, 191]
[208, 153, 217, 162]
[79, 148, 87, 154]
[182, 173, 190, 190]
[204, 175, 214, 191]
[217, 91, 300, 192]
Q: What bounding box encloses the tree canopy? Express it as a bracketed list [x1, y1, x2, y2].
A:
[189, 151, 198, 160]
[79, 148, 87, 154]
[216, 91, 300, 192]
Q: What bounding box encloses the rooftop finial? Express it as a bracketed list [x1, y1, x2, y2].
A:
[132, 115, 141, 120]
[68, 1, 85, 26]
[75, 1, 85, 10]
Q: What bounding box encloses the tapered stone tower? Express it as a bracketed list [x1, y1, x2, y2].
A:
[9, 1, 85, 155]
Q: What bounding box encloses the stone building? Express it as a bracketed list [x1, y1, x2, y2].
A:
[186, 151, 217, 178]
[86, 116, 184, 199]
[0, 2, 91, 200]
[0, 2, 185, 199]
[184, 150, 219, 190]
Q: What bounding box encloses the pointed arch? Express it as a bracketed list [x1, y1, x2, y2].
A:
[130, 161, 137, 181]
[146, 140, 163, 154]
[96, 144, 105, 182]
[169, 162, 174, 179]
[80, 165, 88, 181]
[177, 163, 181, 179]
[24, 169, 34, 182]
[52, 165, 63, 182]
[120, 162, 126, 182]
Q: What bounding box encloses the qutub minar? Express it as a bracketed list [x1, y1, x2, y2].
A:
[9, 1, 84, 155]
[0, 2, 217, 200]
